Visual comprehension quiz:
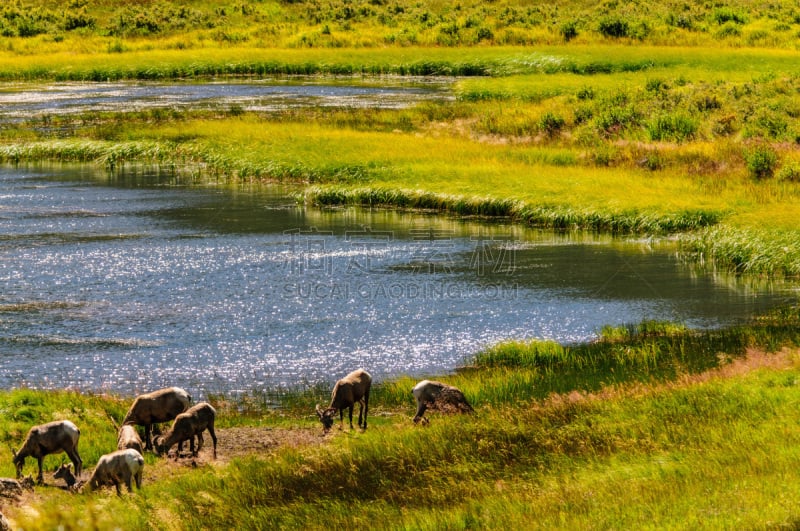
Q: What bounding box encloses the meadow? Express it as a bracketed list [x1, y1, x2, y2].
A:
[2, 314, 800, 529]
[2, 0, 800, 528]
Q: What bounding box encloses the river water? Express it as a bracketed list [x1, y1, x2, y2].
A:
[0, 167, 796, 398]
[0, 79, 450, 120]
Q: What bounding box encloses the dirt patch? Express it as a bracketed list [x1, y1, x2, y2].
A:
[1, 425, 326, 515]
[138, 425, 326, 483]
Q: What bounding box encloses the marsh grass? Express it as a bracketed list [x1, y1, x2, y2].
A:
[679, 225, 800, 278]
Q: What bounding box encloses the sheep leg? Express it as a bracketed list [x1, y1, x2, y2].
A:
[195, 432, 204, 453]
[361, 394, 369, 430]
[124, 471, 134, 493]
[113, 478, 122, 496]
[66, 448, 83, 477]
[144, 425, 152, 451]
[413, 403, 428, 423]
[207, 426, 217, 460]
[347, 405, 355, 430]
[36, 457, 44, 484]
[135, 469, 142, 490]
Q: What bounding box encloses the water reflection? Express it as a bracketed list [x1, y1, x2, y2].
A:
[0, 167, 796, 397]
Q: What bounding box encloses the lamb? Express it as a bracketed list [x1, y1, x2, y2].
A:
[53, 463, 79, 490]
[117, 424, 144, 455]
[86, 449, 144, 496]
[315, 368, 371, 433]
[122, 386, 191, 451]
[412, 380, 474, 424]
[12, 420, 82, 484]
[154, 402, 217, 459]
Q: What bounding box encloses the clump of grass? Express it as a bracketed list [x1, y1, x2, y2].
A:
[303, 186, 720, 234]
[679, 226, 800, 278]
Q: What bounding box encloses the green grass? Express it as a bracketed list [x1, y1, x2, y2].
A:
[5, 310, 800, 529]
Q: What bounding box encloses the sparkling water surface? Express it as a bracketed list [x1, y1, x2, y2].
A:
[0, 167, 796, 398]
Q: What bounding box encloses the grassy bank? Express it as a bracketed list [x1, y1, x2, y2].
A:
[3, 311, 800, 529]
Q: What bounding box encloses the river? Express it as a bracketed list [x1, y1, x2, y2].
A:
[0, 167, 796, 398]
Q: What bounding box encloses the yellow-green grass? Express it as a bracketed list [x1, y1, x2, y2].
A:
[117, 118, 799, 228]
[1, 44, 799, 81]
[5, 311, 800, 529]
[5, 0, 800, 54]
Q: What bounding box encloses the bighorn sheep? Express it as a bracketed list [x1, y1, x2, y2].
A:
[315, 369, 371, 433]
[12, 420, 82, 483]
[155, 402, 217, 459]
[122, 386, 191, 451]
[86, 449, 144, 496]
[412, 380, 473, 424]
[117, 424, 144, 455]
[53, 463, 80, 491]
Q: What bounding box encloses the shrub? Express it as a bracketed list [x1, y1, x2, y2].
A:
[560, 20, 578, 42]
[597, 17, 629, 38]
[538, 112, 565, 137]
[647, 113, 698, 142]
[745, 145, 779, 180]
[576, 86, 595, 100]
[713, 8, 747, 25]
[777, 162, 800, 182]
[715, 23, 741, 39]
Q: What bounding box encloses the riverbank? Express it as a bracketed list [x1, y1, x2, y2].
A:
[2, 314, 800, 529]
[1, 42, 800, 278]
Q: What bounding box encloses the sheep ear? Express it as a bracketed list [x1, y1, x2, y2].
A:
[10, 448, 17, 458]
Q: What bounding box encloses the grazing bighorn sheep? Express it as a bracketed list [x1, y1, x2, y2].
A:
[412, 380, 473, 424]
[53, 463, 79, 490]
[12, 420, 82, 483]
[122, 386, 191, 451]
[117, 424, 144, 455]
[315, 369, 371, 433]
[155, 402, 217, 459]
[86, 449, 144, 496]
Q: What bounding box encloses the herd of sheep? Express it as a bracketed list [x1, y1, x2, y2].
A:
[8, 369, 471, 497]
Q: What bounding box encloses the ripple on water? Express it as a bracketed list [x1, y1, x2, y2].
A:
[0, 167, 797, 397]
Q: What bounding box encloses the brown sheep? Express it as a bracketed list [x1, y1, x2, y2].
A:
[85, 449, 144, 496]
[412, 380, 473, 424]
[53, 463, 79, 490]
[117, 424, 144, 455]
[315, 369, 371, 433]
[154, 402, 217, 459]
[12, 420, 82, 484]
[122, 387, 191, 451]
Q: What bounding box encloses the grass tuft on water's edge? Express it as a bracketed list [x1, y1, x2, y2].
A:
[301, 185, 721, 234]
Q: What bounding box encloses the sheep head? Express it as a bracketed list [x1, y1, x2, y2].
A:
[315, 405, 336, 433]
[153, 435, 168, 456]
[11, 448, 23, 478]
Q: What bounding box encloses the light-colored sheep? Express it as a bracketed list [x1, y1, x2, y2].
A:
[86, 449, 144, 496]
[315, 369, 371, 433]
[412, 380, 473, 424]
[12, 420, 82, 483]
[117, 424, 144, 455]
[122, 387, 191, 451]
[154, 402, 217, 459]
